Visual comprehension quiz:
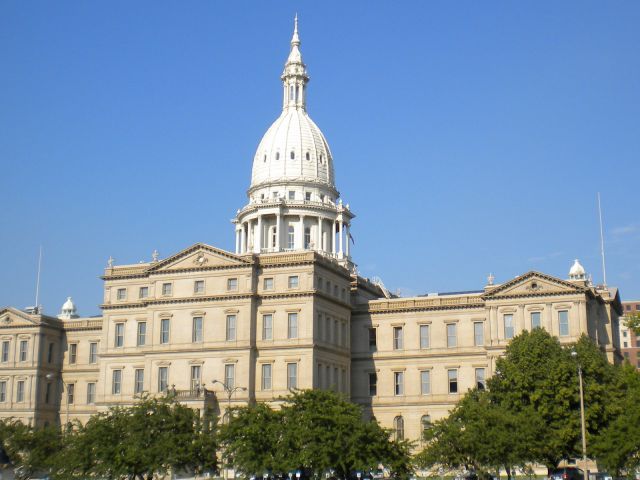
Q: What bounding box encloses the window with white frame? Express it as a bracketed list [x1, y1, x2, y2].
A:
[112, 370, 122, 394]
[134, 369, 144, 394]
[287, 226, 295, 249]
[16, 380, 25, 402]
[89, 342, 98, 364]
[69, 344, 77, 364]
[67, 383, 75, 405]
[531, 311, 542, 329]
[161, 283, 172, 296]
[114, 323, 125, 348]
[116, 288, 127, 301]
[419, 324, 430, 349]
[1, 341, 8, 363]
[224, 364, 235, 389]
[475, 368, 486, 390]
[474, 322, 484, 346]
[0, 381, 6, 402]
[448, 369, 458, 394]
[287, 313, 298, 339]
[393, 326, 403, 350]
[288, 276, 299, 289]
[87, 382, 96, 404]
[19, 340, 28, 362]
[262, 314, 273, 340]
[287, 363, 297, 390]
[368, 372, 377, 396]
[393, 416, 404, 441]
[192, 317, 203, 343]
[394, 371, 404, 396]
[139, 286, 149, 299]
[304, 227, 311, 248]
[263, 277, 274, 290]
[227, 278, 238, 291]
[447, 323, 457, 348]
[137, 322, 146, 346]
[504, 314, 514, 339]
[261, 364, 272, 390]
[558, 310, 569, 336]
[421, 414, 432, 440]
[190, 365, 201, 391]
[226, 315, 237, 341]
[160, 319, 170, 344]
[420, 370, 431, 395]
[288, 190, 295, 200]
[158, 367, 168, 392]
[194, 280, 205, 294]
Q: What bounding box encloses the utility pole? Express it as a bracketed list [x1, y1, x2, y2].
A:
[212, 379, 246, 480]
[571, 351, 588, 480]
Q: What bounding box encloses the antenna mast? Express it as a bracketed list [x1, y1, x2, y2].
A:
[34, 246, 43, 314]
[597, 193, 607, 287]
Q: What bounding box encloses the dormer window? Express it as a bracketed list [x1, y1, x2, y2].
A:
[290, 151, 295, 160]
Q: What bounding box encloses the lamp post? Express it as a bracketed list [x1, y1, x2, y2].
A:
[571, 351, 588, 480]
[212, 379, 246, 480]
[45, 373, 69, 429]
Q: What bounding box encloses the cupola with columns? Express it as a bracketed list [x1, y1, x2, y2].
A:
[233, 16, 354, 265]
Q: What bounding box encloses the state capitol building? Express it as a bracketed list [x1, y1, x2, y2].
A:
[0, 19, 623, 443]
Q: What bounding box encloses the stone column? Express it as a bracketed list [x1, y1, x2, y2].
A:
[235, 228, 240, 254]
[345, 224, 351, 257]
[240, 223, 247, 253]
[338, 220, 344, 257]
[331, 221, 337, 255]
[317, 217, 322, 252]
[299, 215, 305, 250]
[256, 215, 263, 253]
[276, 212, 282, 252]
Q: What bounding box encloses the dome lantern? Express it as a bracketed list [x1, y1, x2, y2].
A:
[58, 297, 79, 320]
[568, 259, 586, 281]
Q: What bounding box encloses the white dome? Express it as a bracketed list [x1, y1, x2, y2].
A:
[569, 259, 586, 279]
[58, 296, 78, 320]
[62, 297, 75, 311]
[250, 108, 334, 190]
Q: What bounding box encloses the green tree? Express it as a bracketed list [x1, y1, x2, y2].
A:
[590, 363, 640, 475]
[0, 419, 62, 480]
[54, 395, 217, 480]
[220, 390, 412, 478]
[624, 313, 640, 336]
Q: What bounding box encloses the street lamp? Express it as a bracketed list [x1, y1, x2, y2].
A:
[45, 373, 69, 429]
[571, 351, 588, 480]
[211, 379, 246, 480]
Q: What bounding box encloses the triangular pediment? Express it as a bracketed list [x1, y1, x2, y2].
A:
[483, 271, 585, 299]
[148, 243, 252, 273]
[0, 307, 41, 327]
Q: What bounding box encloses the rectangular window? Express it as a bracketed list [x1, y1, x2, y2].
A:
[420, 370, 431, 395]
[161, 283, 172, 296]
[89, 342, 98, 364]
[288, 190, 295, 200]
[224, 364, 235, 389]
[287, 227, 295, 249]
[531, 311, 542, 329]
[226, 315, 237, 341]
[263, 277, 274, 290]
[262, 314, 273, 340]
[447, 324, 457, 348]
[1, 341, 8, 363]
[305, 192, 311, 201]
[16, 380, 25, 402]
[137, 322, 147, 346]
[636, 339, 640, 348]
[624, 341, 628, 348]
[115, 323, 125, 347]
[288, 312, 298, 339]
[45, 382, 51, 403]
[0, 381, 6, 402]
[287, 363, 297, 390]
[134, 369, 145, 394]
[160, 318, 170, 344]
[368, 372, 377, 396]
[112, 370, 122, 394]
[69, 344, 77, 364]
[158, 367, 168, 392]
[190, 365, 201, 390]
[227, 278, 238, 291]
[67, 383, 75, 405]
[139, 286, 149, 299]
[475, 368, 486, 390]
[558, 310, 569, 337]
[504, 314, 514, 339]
[116, 288, 127, 300]
[262, 364, 272, 390]
[394, 371, 404, 396]
[288, 276, 299, 288]
[420, 324, 430, 349]
[48, 342, 54, 363]
[474, 322, 484, 346]
[194, 280, 205, 294]
[192, 317, 203, 343]
[87, 383, 96, 404]
[393, 326, 403, 350]
[19, 340, 28, 362]
[448, 369, 458, 394]
[369, 328, 377, 351]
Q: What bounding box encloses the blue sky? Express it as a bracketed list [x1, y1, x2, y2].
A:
[1, 2, 639, 316]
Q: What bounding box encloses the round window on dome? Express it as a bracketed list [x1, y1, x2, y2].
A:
[290, 151, 295, 160]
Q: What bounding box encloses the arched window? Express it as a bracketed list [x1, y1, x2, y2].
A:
[305, 152, 310, 161]
[304, 227, 311, 249]
[289, 85, 294, 101]
[421, 414, 431, 440]
[295, 85, 300, 101]
[393, 416, 404, 441]
[270, 227, 277, 249]
[290, 151, 295, 160]
[287, 226, 295, 250]
[319, 154, 323, 164]
[275, 152, 280, 160]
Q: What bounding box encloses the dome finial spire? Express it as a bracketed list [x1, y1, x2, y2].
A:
[292, 14, 300, 46]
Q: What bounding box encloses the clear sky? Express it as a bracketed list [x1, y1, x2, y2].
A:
[1, 2, 639, 316]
